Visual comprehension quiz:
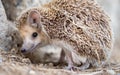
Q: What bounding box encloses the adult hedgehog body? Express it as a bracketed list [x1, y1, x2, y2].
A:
[16, 0, 112, 70]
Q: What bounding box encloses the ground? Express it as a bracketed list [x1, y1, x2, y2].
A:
[0, 49, 119, 75]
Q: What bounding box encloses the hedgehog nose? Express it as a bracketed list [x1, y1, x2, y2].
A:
[21, 49, 26, 53]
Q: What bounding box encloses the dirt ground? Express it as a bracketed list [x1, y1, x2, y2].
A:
[0, 49, 119, 75]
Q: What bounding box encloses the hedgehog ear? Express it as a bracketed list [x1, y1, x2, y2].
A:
[27, 10, 42, 29]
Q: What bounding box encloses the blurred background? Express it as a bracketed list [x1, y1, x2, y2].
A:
[1, 0, 120, 63]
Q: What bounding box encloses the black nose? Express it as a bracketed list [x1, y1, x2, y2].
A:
[21, 49, 26, 53]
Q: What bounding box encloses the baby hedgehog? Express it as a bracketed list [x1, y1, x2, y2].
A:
[16, 0, 112, 70]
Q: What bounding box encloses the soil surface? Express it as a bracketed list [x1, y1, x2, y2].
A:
[0, 49, 119, 75]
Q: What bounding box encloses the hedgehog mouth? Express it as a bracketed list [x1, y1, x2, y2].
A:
[26, 43, 41, 53]
[28, 45, 36, 53]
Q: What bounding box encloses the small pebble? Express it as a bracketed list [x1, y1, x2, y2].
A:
[29, 70, 36, 75]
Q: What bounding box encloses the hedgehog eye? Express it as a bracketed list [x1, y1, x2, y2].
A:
[32, 32, 38, 38]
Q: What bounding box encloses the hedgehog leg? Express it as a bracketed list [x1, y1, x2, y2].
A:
[65, 62, 90, 71]
[64, 63, 90, 71]
[64, 55, 75, 70]
[78, 61, 90, 70]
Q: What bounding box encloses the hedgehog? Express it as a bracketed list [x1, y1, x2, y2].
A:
[16, 0, 112, 70]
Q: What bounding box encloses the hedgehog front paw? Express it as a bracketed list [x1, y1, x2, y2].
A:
[64, 62, 90, 71]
